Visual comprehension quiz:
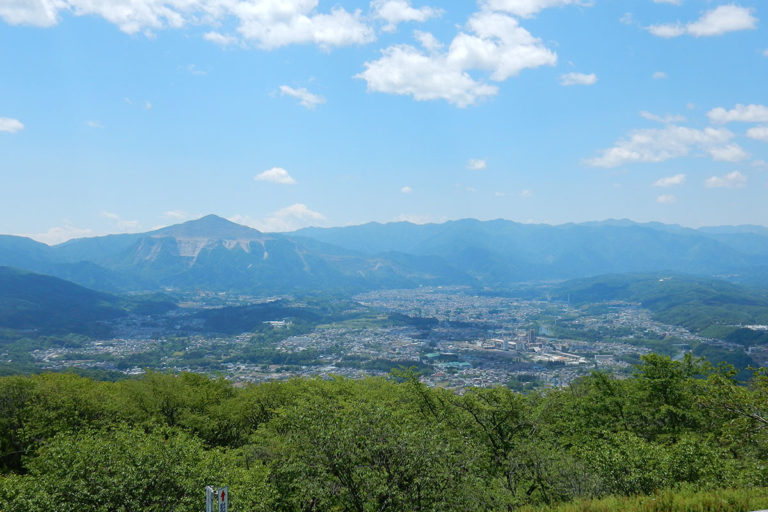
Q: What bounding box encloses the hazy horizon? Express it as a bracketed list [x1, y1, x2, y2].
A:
[7, 213, 768, 246]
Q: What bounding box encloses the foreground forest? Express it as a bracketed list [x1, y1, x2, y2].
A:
[0, 356, 766, 511]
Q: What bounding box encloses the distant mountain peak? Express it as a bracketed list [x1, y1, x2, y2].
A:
[198, 213, 229, 223]
[154, 215, 263, 239]
[181, 214, 243, 230]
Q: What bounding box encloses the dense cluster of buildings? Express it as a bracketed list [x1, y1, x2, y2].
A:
[27, 287, 748, 391]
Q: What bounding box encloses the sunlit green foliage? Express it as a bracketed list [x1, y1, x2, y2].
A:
[0, 356, 766, 511]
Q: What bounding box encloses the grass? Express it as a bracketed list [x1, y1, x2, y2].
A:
[520, 487, 768, 512]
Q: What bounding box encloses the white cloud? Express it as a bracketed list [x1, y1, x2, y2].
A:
[0, 0, 375, 50]
[85, 120, 103, 128]
[163, 210, 190, 220]
[652, 71, 667, 80]
[587, 125, 744, 168]
[124, 97, 153, 110]
[102, 211, 141, 232]
[356, 45, 498, 107]
[451, 12, 558, 81]
[747, 126, 768, 142]
[752, 159, 768, 168]
[254, 167, 297, 185]
[357, 11, 556, 107]
[481, 0, 590, 18]
[764, 48, 768, 57]
[203, 31, 238, 46]
[25, 223, 94, 245]
[619, 12, 635, 25]
[393, 214, 434, 224]
[231, 203, 326, 232]
[653, 173, 686, 187]
[467, 158, 487, 170]
[687, 5, 757, 36]
[648, 5, 757, 38]
[414, 30, 442, 52]
[401, 185, 413, 194]
[560, 72, 597, 86]
[640, 111, 686, 124]
[234, 3, 374, 50]
[182, 63, 206, 75]
[372, 0, 441, 32]
[705, 170, 747, 189]
[708, 104, 768, 124]
[657, 194, 676, 204]
[0, 117, 24, 133]
[278, 85, 326, 110]
[520, 189, 532, 198]
[654, 0, 681, 4]
[707, 144, 749, 162]
[0, 0, 61, 27]
[647, 23, 685, 38]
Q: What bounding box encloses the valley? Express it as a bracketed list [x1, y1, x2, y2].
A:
[12, 285, 762, 390]
[1, 216, 767, 388]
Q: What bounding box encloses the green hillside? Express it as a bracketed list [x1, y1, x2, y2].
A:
[0, 266, 174, 335]
[555, 273, 768, 333]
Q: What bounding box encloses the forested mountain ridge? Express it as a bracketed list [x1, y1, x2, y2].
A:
[552, 273, 768, 332]
[0, 266, 175, 335]
[2, 216, 768, 295]
[294, 218, 767, 285]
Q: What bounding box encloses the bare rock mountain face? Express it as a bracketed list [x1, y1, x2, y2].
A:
[0, 216, 469, 294]
[1, 215, 767, 296]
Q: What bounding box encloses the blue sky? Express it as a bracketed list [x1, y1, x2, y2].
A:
[0, 0, 766, 243]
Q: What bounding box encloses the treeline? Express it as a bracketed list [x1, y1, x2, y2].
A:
[0, 356, 766, 511]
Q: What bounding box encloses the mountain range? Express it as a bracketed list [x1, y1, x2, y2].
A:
[293, 218, 768, 287]
[0, 215, 767, 295]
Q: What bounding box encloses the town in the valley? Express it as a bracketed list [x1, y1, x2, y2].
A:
[27, 286, 763, 391]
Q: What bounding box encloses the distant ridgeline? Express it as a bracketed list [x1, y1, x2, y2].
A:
[1, 215, 768, 294]
[0, 360, 767, 511]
